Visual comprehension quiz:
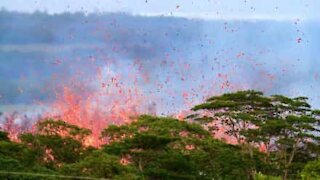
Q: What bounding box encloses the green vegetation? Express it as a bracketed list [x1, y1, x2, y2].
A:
[191, 90, 320, 180]
[301, 159, 320, 180]
[0, 90, 319, 179]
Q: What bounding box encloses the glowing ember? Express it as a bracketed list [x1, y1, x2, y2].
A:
[185, 144, 195, 150]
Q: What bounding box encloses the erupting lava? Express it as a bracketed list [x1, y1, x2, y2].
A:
[45, 66, 149, 146]
[0, 58, 254, 147]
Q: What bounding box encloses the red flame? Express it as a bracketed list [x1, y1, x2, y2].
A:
[44, 66, 149, 146]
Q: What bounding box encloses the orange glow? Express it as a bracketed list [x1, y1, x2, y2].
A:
[44, 66, 148, 147]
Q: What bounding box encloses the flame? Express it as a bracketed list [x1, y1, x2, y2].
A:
[1, 113, 21, 141]
[44, 66, 147, 146]
[0, 54, 277, 149]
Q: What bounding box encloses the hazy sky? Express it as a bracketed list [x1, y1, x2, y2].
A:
[0, 1, 319, 112]
[1, 0, 319, 20]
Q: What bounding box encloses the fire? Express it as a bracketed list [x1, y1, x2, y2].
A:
[44, 66, 147, 146]
[1, 112, 21, 141]
[0, 56, 272, 149]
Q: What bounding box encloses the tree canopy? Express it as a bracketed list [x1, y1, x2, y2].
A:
[0, 90, 319, 179]
[190, 90, 320, 179]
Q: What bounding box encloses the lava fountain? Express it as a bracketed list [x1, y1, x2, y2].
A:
[43, 64, 151, 146]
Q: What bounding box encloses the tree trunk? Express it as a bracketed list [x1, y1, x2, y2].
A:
[283, 169, 288, 180]
[138, 158, 145, 180]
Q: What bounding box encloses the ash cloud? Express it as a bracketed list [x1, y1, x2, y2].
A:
[0, 10, 319, 113]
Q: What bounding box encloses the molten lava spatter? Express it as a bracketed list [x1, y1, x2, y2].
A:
[46, 66, 148, 146]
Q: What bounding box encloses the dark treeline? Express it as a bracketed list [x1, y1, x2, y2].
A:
[0, 90, 320, 179]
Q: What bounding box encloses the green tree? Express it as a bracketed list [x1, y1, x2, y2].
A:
[61, 150, 139, 179]
[36, 119, 92, 143]
[191, 90, 273, 144]
[0, 137, 56, 180]
[102, 115, 253, 179]
[302, 159, 320, 179]
[0, 131, 9, 141]
[19, 119, 94, 169]
[0, 120, 94, 179]
[191, 90, 320, 179]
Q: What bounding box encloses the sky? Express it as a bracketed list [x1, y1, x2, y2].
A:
[1, 0, 320, 20]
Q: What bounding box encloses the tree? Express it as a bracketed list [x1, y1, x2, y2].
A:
[19, 119, 94, 168]
[61, 150, 139, 179]
[191, 90, 320, 179]
[301, 159, 320, 179]
[0, 131, 9, 141]
[102, 115, 253, 179]
[36, 119, 92, 143]
[0, 137, 56, 180]
[244, 95, 320, 179]
[0, 140, 36, 168]
[191, 90, 273, 144]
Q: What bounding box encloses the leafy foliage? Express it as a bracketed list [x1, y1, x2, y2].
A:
[19, 119, 93, 168]
[61, 150, 139, 179]
[302, 159, 320, 179]
[191, 90, 320, 179]
[103, 115, 253, 179]
[36, 119, 92, 142]
[0, 91, 319, 179]
[0, 131, 9, 141]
